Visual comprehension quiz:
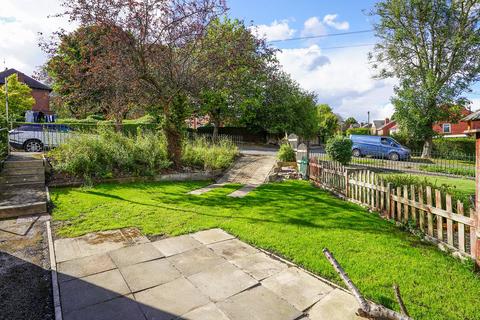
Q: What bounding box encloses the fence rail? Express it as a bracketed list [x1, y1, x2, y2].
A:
[311, 150, 476, 178]
[309, 158, 478, 259]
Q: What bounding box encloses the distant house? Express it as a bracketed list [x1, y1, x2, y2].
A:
[371, 118, 397, 136]
[461, 109, 480, 134]
[432, 106, 474, 137]
[0, 68, 52, 115]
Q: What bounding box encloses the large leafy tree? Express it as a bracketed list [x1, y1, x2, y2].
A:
[58, 0, 226, 167]
[244, 70, 318, 138]
[0, 74, 35, 122]
[370, 0, 480, 157]
[197, 17, 276, 138]
[316, 104, 339, 143]
[43, 25, 141, 130]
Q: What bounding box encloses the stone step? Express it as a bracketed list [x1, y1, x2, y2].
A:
[3, 160, 44, 169]
[0, 174, 45, 185]
[0, 201, 47, 219]
[2, 166, 45, 176]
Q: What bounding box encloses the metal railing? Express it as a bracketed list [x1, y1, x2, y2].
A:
[311, 149, 476, 179]
[187, 132, 244, 144]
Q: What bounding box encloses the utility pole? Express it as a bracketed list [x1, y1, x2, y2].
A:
[4, 75, 10, 155]
[367, 111, 370, 124]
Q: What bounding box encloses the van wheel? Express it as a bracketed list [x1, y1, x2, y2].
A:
[24, 139, 43, 152]
[389, 152, 399, 161]
[352, 149, 361, 157]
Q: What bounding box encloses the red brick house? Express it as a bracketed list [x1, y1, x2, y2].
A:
[371, 118, 397, 136]
[432, 107, 479, 137]
[0, 68, 52, 114]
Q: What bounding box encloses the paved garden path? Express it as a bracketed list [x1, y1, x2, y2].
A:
[189, 155, 277, 197]
[54, 228, 365, 320]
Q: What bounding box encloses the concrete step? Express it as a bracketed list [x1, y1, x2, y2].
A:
[0, 174, 45, 185]
[2, 166, 45, 176]
[3, 160, 44, 169]
[0, 202, 47, 219]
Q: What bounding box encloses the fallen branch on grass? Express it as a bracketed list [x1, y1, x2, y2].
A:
[322, 248, 413, 320]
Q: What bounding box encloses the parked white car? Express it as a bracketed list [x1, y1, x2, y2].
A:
[9, 124, 74, 152]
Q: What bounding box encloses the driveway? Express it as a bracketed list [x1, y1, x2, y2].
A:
[54, 228, 365, 320]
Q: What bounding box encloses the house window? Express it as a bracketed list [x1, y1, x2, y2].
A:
[442, 123, 451, 133]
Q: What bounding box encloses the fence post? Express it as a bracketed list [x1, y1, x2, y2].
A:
[344, 169, 349, 197]
[386, 183, 391, 219]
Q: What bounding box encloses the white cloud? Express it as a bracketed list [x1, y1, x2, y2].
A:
[251, 20, 296, 41]
[0, 0, 76, 76]
[322, 14, 349, 31]
[301, 17, 326, 37]
[277, 45, 396, 122]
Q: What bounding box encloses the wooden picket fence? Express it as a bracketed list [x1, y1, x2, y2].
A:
[309, 158, 478, 259]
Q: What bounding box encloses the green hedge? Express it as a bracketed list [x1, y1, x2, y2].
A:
[278, 143, 296, 162]
[419, 165, 475, 178]
[346, 127, 370, 136]
[432, 137, 475, 157]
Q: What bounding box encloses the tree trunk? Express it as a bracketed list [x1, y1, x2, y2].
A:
[164, 123, 182, 169]
[114, 116, 123, 132]
[421, 136, 433, 158]
[212, 119, 220, 141]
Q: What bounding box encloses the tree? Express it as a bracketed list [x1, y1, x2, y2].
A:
[0, 74, 35, 122]
[317, 104, 339, 143]
[242, 70, 318, 138]
[370, 0, 480, 157]
[197, 18, 276, 138]
[58, 0, 226, 167]
[43, 25, 141, 130]
[343, 117, 358, 131]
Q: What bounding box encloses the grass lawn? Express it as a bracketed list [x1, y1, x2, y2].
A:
[380, 173, 476, 195]
[51, 180, 480, 320]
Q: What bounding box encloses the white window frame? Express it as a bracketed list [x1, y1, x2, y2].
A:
[442, 123, 451, 133]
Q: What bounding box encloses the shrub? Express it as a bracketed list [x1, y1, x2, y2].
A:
[346, 127, 370, 136]
[419, 165, 475, 177]
[326, 136, 352, 165]
[48, 129, 171, 181]
[278, 143, 296, 162]
[182, 137, 239, 170]
[432, 137, 475, 158]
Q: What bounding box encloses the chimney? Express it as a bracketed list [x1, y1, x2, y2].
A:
[385, 118, 390, 124]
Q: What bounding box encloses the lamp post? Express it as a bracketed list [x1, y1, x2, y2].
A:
[4, 76, 9, 155]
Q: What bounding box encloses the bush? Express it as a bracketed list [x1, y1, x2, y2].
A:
[278, 143, 296, 162]
[346, 127, 370, 136]
[419, 165, 475, 177]
[326, 136, 352, 165]
[182, 137, 239, 170]
[432, 137, 475, 158]
[48, 129, 171, 181]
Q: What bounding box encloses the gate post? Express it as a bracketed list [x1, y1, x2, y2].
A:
[475, 131, 480, 265]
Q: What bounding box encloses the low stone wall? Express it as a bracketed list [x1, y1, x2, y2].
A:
[48, 169, 224, 188]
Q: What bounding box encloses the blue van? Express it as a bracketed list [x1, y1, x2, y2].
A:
[350, 135, 410, 161]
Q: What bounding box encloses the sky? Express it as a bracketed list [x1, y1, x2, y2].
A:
[1, 0, 479, 122]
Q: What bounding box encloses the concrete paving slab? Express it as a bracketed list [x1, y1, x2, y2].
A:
[188, 183, 225, 195]
[63, 295, 144, 320]
[261, 268, 333, 311]
[180, 302, 231, 320]
[57, 253, 116, 283]
[230, 252, 288, 280]
[187, 262, 258, 302]
[134, 277, 209, 320]
[60, 269, 131, 314]
[167, 246, 226, 276]
[217, 285, 302, 320]
[227, 184, 259, 198]
[120, 258, 181, 293]
[208, 238, 258, 261]
[307, 289, 365, 320]
[191, 228, 235, 245]
[55, 228, 149, 262]
[108, 243, 164, 267]
[152, 235, 202, 257]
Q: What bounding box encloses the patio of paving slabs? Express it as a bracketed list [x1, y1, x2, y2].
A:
[54, 228, 366, 320]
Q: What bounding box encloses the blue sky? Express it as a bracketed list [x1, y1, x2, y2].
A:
[1, 0, 479, 121]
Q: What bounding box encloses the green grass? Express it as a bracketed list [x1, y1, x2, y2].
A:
[380, 173, 475, 196]
[51, 180, 480, 320]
